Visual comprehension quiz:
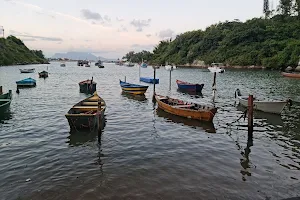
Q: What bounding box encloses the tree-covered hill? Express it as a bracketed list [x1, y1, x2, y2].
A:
[0, 36, 48, 66]
[124, 0, 300, 69]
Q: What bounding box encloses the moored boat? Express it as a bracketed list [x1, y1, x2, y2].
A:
[38, 71, 48, 78]
[119, 80, 148, 95]
[65, 92, 106, 132]
[60, 63, 66, 67]
[176, 80, 204, 93]
[85, 64, 90, 67]
[235, 89, 289, 114]
[281, 72, 300, 79]
[155, 94, 217, 122]
[208, 63, 225, 73]
[95, 60, 104, 68]
[79, 78, 96, 93]
[0, 89, 12, 113]
[19, 68, 35, 73]
[16, 78, 36, 87]
[140, 77, 159, 84]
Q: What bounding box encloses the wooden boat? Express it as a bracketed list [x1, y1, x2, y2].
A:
[235, 89, 288, 114]
[155, 94, 217, 122]
[19, 68, 35, 73]
[65, 92, 106, 132]
[176, 80, 204, 92]
[208, 63, 225, 73]
[95, 60, 104, 68]
[38, 70, 48, 78]
[98, 65, 104, 68]
[60, 63, 66, 67]
[124, 61, 134, 67]
[281, 72, 300, 79]
[140, 77, 159, 84]
[85, 64, 90, 67]
[79, 78, 96, 93]
[119, 80, 148, 95]
[16, 78, 36, 87]
[0, 89, 12, 113]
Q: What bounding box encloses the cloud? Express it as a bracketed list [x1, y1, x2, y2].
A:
[146, 34, 151, 38]
[104, 15, 111, 23]
[118, 25, 128, 32]
[116, 17, 124, 22]
[130, 19, 151, 32]
[9, 30, 63, 41]
[158, 29, 175, 39]
[81, 9, 102, 21]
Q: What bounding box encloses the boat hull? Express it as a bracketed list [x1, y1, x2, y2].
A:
[120, 80, 148, 95]
[79, 80, 97, 94]
[235, 89, 287, 114]
[39, 71, 48, 78]
[281, 72, 300, 78]
[155, 95, 216, 122]
[20, 69, 35, 73]
[140, 77, 159, 84]
[0, 90, 12, 113]
[176, 80, 204, 92]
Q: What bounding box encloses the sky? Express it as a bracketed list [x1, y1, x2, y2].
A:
[0, 0, 279, 58]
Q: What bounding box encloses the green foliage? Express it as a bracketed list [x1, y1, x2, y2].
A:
[0, 35, 47, 66]
[122, 50, 153, 63]
[145, 16, 300, 69]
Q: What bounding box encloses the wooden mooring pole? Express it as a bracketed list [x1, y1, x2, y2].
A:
[153, 67, 156, 94]
[169, 68, 172, 90]
[248, 95, 254, 137]
[212, 72, 217, 102]
[0, 86, 2, 95]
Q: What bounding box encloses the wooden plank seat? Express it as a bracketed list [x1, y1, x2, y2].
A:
[172, 105, 192, 108]
[73, 106, 98, 110]
[82, 101, 105, 106]
[0, 99, 10, 102]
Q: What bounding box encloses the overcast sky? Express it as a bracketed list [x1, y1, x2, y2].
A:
[0, 0, 279, 58]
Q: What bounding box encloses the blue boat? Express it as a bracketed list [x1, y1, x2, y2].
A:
[140, 77, 159, 84]
[120, 80, 149, 95]
[176, 80, 204, 92]
[16, 78, 36, 87]
[140, 62, 147, 68]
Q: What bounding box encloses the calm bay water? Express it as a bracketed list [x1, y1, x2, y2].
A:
[0, 62, 300, 200]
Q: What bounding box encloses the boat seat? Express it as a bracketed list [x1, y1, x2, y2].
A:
[82, 101, 105, 106]
[73, 106, 98, 110]
[0, 99, 10, 102]
[172, 105, 192, 108]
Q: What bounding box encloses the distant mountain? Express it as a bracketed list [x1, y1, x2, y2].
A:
[52, 52, 106, 61]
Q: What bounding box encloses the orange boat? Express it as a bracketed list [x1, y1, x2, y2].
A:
[281, 72, 300, 78]
[155, 94, 217, 122]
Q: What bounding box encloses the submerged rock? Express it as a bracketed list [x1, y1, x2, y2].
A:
[285, 66, 293, 72]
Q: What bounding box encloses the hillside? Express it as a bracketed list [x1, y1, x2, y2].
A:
[52, 52, 105, 61]
[124, 15, 300, 70]
[0, 36, 48, 66]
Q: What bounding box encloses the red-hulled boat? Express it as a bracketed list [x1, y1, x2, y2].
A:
[281, 72, 300, 79]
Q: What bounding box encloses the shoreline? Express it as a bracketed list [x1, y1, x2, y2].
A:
[0, 62, 50, 67]
[176, 65, 266, 69]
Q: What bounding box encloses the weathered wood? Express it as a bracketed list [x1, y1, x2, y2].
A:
[248, 95, 254, 135]
[0, 86, 2, 95]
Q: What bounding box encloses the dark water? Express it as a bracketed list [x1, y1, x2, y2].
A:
[0, 62, 300, 200]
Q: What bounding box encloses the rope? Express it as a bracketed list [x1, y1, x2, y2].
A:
[226, 109, 248, 126]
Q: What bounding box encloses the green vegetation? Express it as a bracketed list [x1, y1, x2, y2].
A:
[0, 35, 48, 66]
[122, 50, 153, 63]
[124, 0, 300, 70]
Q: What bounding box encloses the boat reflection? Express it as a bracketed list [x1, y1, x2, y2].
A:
[67, 116, 106, 147]
[0, 109, 13, 123]
[121, 91, 147, 101]
[177, 89, 203, 98]
[236, 105, 283, 127]
[156, 108, 216, 133]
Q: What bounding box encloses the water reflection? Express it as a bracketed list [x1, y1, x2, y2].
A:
[67, 117, 106, 147]
[239, 136, 253, 181]
[0, 109, 13, 123]
[121, 91, 147, 101]
[177, 89, 203, 98]
[156, 108, 216, 133]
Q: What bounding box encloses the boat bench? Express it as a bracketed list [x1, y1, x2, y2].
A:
[73, 106, 98, 110]
[0, 99, 10, 102]
[172, 105, 192, 108]
[82, 102, 105, 106]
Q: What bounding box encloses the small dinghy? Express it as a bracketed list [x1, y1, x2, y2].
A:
[16, 78, 36, 87]
[65, 92, 106, 132]
[176, 80, 204, 93]
[0, 88, 12, 113]
[235, 89, 289, 114]
[119, 80, 148, 95]
[79, 78, 96, 94]
[155, 94, 217, 122]
[19, 68, 35, 73]
[38, 71, 48, 78]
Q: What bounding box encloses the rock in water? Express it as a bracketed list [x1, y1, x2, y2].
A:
[285, 66, 293, 72]
[295, 66, 300, 72]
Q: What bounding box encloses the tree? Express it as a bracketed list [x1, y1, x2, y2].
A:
[263, 0, 271, 18]
[294, 0, 300, 18]
[278, 0, 292, 16]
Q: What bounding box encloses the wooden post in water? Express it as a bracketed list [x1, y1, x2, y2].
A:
[153, 67, 156, 95]
[248, 95, 254, 137]
[212, 72, 217, 102]
[125, 76, 126, 82]
[0, 86, 2, 95]
[97, 98, 102, 133]
[169, 67, 172, 90]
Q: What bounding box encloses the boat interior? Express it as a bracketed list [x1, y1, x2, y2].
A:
[159, 96, 213, 111]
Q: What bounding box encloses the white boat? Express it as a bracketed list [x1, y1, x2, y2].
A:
[19, 68, 35, 73]
[60, 63, 66, 67]
[124, 61, 134, 67]
[208, 63, 225, 73]
[165, 65, 177, 70]
[235, 89, 288, 114]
